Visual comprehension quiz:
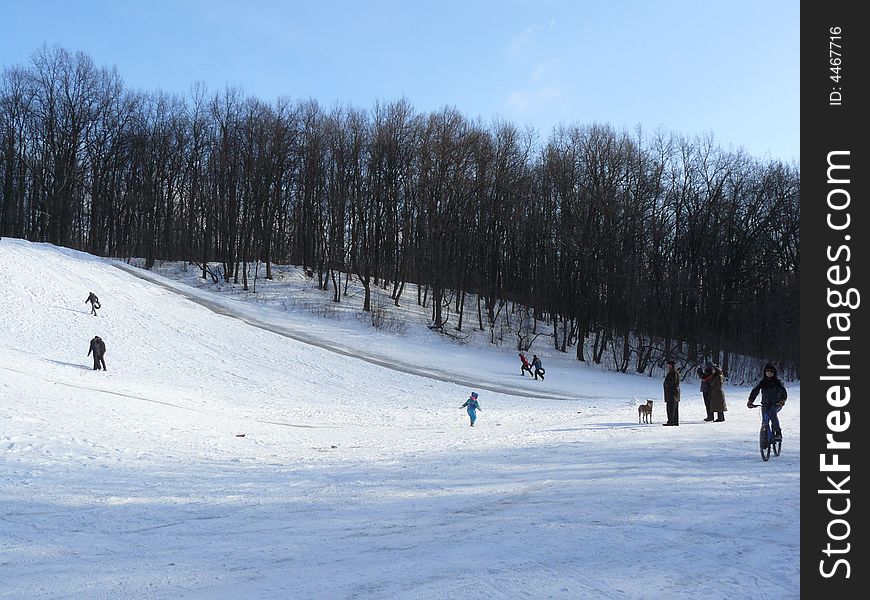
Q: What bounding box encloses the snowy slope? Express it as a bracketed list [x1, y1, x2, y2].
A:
[0, 238, 800, 599]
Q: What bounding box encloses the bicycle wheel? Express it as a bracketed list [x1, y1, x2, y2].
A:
[759, 427, 771, 461]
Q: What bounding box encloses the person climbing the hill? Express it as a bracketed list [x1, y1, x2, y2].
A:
[532, 354, 545, 380]
[747, 363, 788, 441]
[88, 335, 107, 371]
[85, 291, 101, 316]
[519, 353, 534, 377]
[461, 391, 482, 427]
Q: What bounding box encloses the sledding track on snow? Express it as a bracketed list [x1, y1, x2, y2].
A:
[111, 262, 579, 402]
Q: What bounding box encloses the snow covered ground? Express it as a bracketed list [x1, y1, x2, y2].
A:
[0, 238, 800, 599]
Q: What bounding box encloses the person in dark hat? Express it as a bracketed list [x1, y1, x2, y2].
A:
[531, 355, 545, 380]
[747, 363, 787, 440]
[88, 335, 107, 371]
[85, 291, 101, 316]
[709, 364, 727, 421]
[662, 360, 681, 425]
[697, 362, 714, 421]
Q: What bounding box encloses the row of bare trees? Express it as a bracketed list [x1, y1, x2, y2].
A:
[0, 46, 800, 376]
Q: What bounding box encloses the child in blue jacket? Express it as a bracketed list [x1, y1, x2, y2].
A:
[461, 392, 482, 426]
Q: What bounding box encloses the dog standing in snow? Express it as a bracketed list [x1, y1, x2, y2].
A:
[638, 400, 653, 424]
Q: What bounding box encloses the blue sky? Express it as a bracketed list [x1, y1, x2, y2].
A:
[1, 0, 799, 163]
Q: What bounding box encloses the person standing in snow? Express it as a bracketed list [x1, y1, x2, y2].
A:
[747, 363, 787, 441]
[85, 291, 101, 316]
[532, 355, 545, 380]
[709, 364, 727, 421]
[461, 391, 481, 427]
[697, 362, 714, 421]
[519, 353, 534, 377]
[662, 360, 681, 426]
[88, 335, 107, 371]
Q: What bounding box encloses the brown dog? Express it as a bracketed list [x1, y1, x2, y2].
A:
[638, 400, 654, 424]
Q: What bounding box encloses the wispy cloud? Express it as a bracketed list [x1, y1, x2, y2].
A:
[506, 86, 562, 111]
[504, 18, 556, 59]
[505, 58, 563, 112]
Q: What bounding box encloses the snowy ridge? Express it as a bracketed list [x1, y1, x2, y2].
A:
[0, 238, 799, 599]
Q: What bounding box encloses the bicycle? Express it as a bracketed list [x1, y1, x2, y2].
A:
[748, 403, 781, 461]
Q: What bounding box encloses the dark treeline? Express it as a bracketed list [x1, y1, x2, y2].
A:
[0, 46, 800, 378]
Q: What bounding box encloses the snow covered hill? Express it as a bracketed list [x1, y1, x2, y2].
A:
[0, 238, 799, 599]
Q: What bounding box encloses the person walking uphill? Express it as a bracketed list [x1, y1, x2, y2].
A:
[697, 362, 714, 421]
[85, 292, 101, 316]
[461, 392, 482, 427]
[88, 335, 107, 371]
[747, 363, 787, 440]
[662, 360, 681, 425]
[519, 353, 534, 377]
[532, 355, 545, 380]
[709, 364, 727, 421]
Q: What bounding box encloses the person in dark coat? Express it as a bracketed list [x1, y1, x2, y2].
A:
[697, 362, 714, 421]
[532, 355, 545, 380]
[85, 292, 101, 316]
[88, 335, 107, 371]
[747, 363, 787, 440]
[519, 353, 534, 377]
[709, 364, 727, 421]
[662, 360, 681, 425]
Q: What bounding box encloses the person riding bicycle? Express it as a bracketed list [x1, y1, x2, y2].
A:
[747, 363, 787, 441]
